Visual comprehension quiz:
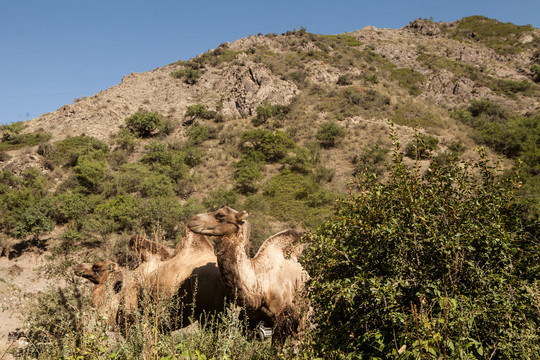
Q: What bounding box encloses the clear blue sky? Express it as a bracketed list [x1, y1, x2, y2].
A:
[1, 0, 538, 125]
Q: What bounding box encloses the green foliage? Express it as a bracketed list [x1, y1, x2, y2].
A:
[455, 102, 539, 220]
[450, 15, 537, 54]
[44, 135, 109, 167]
[140, 141, 190, 180]
[253, 102, 276, 126]
[404, 132, 439, 159]
[186, 124, 216, 144]
[316, 121, 346, 148]
[94, 194, 140, 233]
[304, 130, 539, 358]
[262, 170, 334, 228]
[202, 188, 239, 210]
[171, 66, 202, 84]
[390, 68, 425, 95]
[1, 121, 24, 134]
[184, 104, 215, 124]
[234, 152, 264, 193]
[0, 130, 51, 151]
[114, 128, 138, 152]
[74, 155, 107, 193]
[12, 200, 54, 239]
[239, 129, 295, 162]
[320, 34, 363, 47]
[532, 64, 540, 83]
[125, 112, 164, 138]
[353, 143, 390, 176]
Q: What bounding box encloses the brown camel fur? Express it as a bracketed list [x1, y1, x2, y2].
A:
[122, 227, 226, 329]
[187, 205, 308, 341]
[74, 260, 124, 324]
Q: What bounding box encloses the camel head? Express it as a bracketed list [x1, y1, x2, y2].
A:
[74, 261, 123, 293]
[187, 205, 249, 237]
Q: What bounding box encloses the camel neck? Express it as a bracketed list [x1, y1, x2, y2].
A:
[213, 224, 261, 309]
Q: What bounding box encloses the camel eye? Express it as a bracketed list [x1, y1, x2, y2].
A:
[216, 213, 225, 221]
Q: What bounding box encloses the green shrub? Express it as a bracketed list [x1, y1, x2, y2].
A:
[186, 124, 216, 144]
[253, 102, 276, 126]
[304, 130, 539, 358]
[1, 121, 24, 134]
[353, 143, 390, 176]
[47, 135, 109, 167]
[73, 155, 107, 193]
[184, 104, 217, 124]
[532, 64, 540, 83]
[404, 132, 439, 159]
[94, 194, 140, 233]
[262, 170, 334, 228]
[202, 188, 239, 210]
[390, 68, 425, 95]
[12, 200, 54, 239]
[125, 112, 164, 138]
[234, 154, 263, 193]
[239, 129, 295, 162]
[0, 131, 52, 151]
[449, 15, 536, 54]
[316, 122, 346, 148]
[114, 128, 138, 152]
[171, 67, 202, 84]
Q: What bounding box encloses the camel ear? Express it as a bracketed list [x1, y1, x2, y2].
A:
[236, 210, 249, 222]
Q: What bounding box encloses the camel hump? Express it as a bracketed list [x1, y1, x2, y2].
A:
[255, 229, 304, 260]
[129, 234, 174, 261]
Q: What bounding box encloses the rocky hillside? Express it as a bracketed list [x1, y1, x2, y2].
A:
[0, 15, 538, 251]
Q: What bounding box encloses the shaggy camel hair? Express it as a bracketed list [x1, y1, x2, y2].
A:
[74, 260, 124, 325]
[187, 205, 308, 341]
[122, 226, 226, 329]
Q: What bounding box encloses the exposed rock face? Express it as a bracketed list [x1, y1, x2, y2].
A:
[405, 19, 442, 36]
[220, 62, 298, 118]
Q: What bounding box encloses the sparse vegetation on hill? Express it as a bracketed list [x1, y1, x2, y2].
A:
[1, 16, 539, 358]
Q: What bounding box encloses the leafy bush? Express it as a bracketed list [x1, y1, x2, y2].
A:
[449, 15, 536, 54]
[262, 170, 334, 228]
[252, 102, 276, 126]
[125, 112, 164, 138]
[404, 132, 439, 159]
[239, 129, 295, 162]
[94, 194, 140, 233]
[353, 143, 390, 176]
[171, 67, 202, 84]
[184, 104, 219, 124]
[0, 131, 52, 151]
[390, 68, 425, 95]
[12, 201, 54, 239]
[186, 124, 216, 144]
[234, 153, 264, 193]
[44, 135, 109, 167]
[316, 122, 346, 148]
[74, 155, 107, 193]
[532, 64, 540, 83]
[304, 130, 539, 358]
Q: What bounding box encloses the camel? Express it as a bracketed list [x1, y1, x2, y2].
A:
[74, 260, 124, 325]
[187, 205, 308, 342]
[122, 226, 226, 330]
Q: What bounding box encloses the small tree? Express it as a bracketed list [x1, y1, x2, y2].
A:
[316, 122, 346, 148]
[252, 102, 276, 126]
[125, 112, 164, 137]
